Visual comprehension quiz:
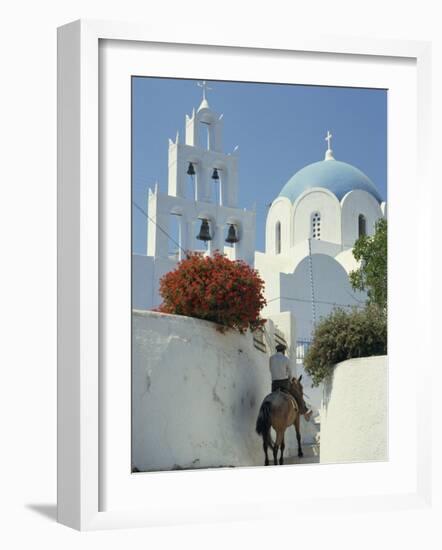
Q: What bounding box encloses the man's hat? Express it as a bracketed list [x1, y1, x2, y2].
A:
[275, 343, 286, 352]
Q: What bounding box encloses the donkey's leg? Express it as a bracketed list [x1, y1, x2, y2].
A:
[274, 430, 283, 465]
[272, 443, 278, 466]
[294, 415, 303, 458]
[263, 432, 270, 466]
[272, 432, 279, 466]
[279, 435, 285, 465]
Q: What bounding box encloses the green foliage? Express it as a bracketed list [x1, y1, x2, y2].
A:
[304, 306, 387, 387]
[350, 218, 387, 310]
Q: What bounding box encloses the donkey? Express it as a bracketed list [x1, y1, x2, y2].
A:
[256, 376, 310, 466]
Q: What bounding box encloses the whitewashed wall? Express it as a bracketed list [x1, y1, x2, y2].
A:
[320, 356, 388, 464]
[132, 254, 176, 310]
[132, 310, 305, 471]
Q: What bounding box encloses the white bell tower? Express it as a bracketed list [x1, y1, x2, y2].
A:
[146, 81, 255, 264]
[167, 81, 238, 207]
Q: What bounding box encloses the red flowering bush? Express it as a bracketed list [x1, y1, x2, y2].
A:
[156, 251, 267, 333]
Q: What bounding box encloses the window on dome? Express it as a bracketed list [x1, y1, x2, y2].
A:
[275, 221, 281, 254]
[358, 214, 367, 238]
[311, 212, 321, 240]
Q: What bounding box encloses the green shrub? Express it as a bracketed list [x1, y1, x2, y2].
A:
[350, 218, 387, 311]
[304, 305, 387, 386]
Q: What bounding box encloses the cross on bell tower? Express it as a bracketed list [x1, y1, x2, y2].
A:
[197, 80, 212, 102]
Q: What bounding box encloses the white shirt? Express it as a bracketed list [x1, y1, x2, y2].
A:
[269, 352, 292, 381]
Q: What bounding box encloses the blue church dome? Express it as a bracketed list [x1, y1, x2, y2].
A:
[279, 159, 382, 204]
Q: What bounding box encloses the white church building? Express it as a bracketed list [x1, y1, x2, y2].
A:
[132, 86, 387, 447]
[256, 129, 387, 349]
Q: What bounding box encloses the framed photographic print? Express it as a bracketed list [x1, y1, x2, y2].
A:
[57, 19, 432, 530]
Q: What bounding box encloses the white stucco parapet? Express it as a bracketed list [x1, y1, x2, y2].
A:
[256, 239, 343, 277]
[320, 355, 388, 464]
[132, 310, 307, 471]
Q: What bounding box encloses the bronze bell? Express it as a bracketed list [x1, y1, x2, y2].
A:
[196, 219, 212, 241]
[187, 162, 196, 176]
[225, 224, 239, 244]
[212, 168, 220, 180]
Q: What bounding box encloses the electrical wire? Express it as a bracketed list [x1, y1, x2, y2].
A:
[132, 201, 187, 256]
[265, 295, 363, 310]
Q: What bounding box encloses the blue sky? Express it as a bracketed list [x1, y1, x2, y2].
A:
[132, 77, 387, 253]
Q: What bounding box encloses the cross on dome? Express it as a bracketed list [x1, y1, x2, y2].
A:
[325, 130, 332, 149]
[324, 130, 335, 161]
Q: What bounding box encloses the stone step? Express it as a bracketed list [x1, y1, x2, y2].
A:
[285, 444, 320, 464]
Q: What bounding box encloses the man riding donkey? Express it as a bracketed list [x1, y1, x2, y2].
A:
[270, 343, 312, 421]
[255, 343, 312, 465]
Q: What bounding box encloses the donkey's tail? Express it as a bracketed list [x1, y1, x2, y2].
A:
[256, 400, 273, 448]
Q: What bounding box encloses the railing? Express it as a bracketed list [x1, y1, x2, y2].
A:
[296, 339, 312, 364]
[273, 328, 286, 347]
[253, 329, 311, 366]
[253, 325, 287, 354]
[252, 328, 267, 353]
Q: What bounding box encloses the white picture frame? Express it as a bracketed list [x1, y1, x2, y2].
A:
[57, 19, 432, 531]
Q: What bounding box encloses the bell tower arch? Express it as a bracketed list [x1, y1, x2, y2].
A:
[167, 82, 237, 207]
